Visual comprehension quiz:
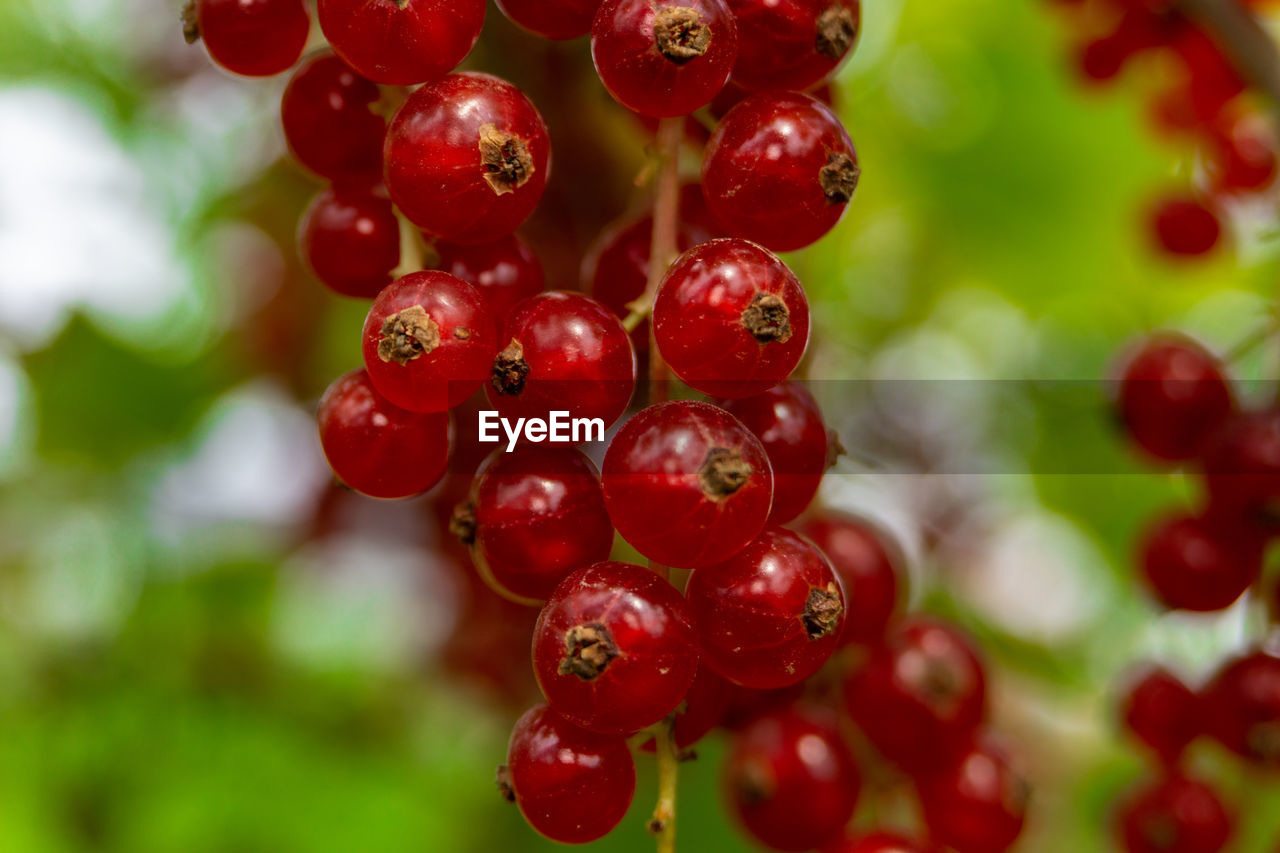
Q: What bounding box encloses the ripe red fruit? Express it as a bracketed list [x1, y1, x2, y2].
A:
[361, 271, 497, 413]
[1206, 112, 1278, 193]
[317, 0, 485, 86]
[1116, 774, 1232, 853]
[844, 617, 986, 772]
[434, 234, 545, 322]
[192, 0, 310, 77]
[384, 73, 551, 244]
[497, 0, 602, 39]
[1138, 512, 1261, 612]
[727, 0, 861, 92]
[917, 739, 1028, 853]
[654, 239, 810, 398]
[639, 662, 737, 752]
[532, 562, 699, 735]
[1202, 649, 1280, 767]
[797, 513, 904, 646]
[591, 0, 740, 117]
[280, 52, 385, 181]
[316, 370, 450, 499]
[1120, 666, 1202, 764]
[686, 527, 845, 688]
[824, 832, 935, 853]
[298, 185, 400, 299]
[1115, 334, 1233, 462]
[703, 91, 859, 251]
[503, 704, 635, 844]
[724, 708, 861, 853]
[602, 401, 773, 568]
[458, 445, 615, 603]
[1201, 407, 1280, 522]
[723, 382, 830, 522]
[485, 291, 636, 431]
[1150, 195, 1221, 257]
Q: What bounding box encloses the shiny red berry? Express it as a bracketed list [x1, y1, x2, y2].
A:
[280, 52, 385, 181]
[298, 184, 399, 299]
[316, 370, 450, 499]
[1207, 112, 1278, 193]
[434, 234, 545, 322]
[384, 73, 551, 244]
[704, 91, 859, 251]
[317, 0, 485, 85]
[361, 271, 498, 413]
[797, 513, 904, 646]
[1116, 774, 1232, 853]
[497, 0, 602, 39]
[824, 832, 936, 853]
[638, 661, 738, 752]
[591, 0, 739, 117]
[1203, 649, 1280, 767]
[724, 708, 861, 853]
[192, 0, 309, 77]
[1138, 512, 1261, 612]
[602, 401, 773, 568]
[654, 238, 811, 398]
[727, 0, 861, 92]
[1120, 666, 1202, 764]
[1150, 195, 1221, 257]
[503, 704, 635, 844]
[918, 739, 1028, 853]
[533, 562, 699, 735]
[723, 382, 830, 522]
[1201, 407, 1280, 522]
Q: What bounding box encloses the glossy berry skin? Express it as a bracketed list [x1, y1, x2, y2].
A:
[298, 185, 400, 299]
[917, 739, 1028, 853]
[687, 527, 845, 688]
[639, 661, 737, 752]
[384, 73, 551, 244]
[1138, 512, 1261, 612]
[361, 271, 497, 413]
[464, 446, 614, 603]
[1120, 666, 1202, 764]
[655, 239, 810, 398]
[1117, 775, 1232, 853]
[591, 0, 740, 118]
[844, 617, 986, 772]
[824, 832, 935, 853]
[194, 0, 309, 77]
[497, 0, 602, 39]
[723, 382, 829, 522]
[485, 292, 636, 431]
[1207, 113, 1278, 193]
[1116, 334, 1233, 463]
[317, 370, 450, 499]
[1202, 650, 1280, 767]
[703, 91, 859, 251]
[724, 709, 861, 853]
[1150, 196, 1221, 257]
[533, 562, 699, 735]
[504, 704, 635, 844]
[602, 401, 773, 568]
[727, 0, 861, 92]
[435, 234, 545, 322]
[797, 513, 903, 646]
[317, 0, 484, 86]
[1201, 407, 1280, 522]
[281, 53, 385, 181]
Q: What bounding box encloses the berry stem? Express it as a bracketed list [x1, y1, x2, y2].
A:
[646, 116, 683, 403]
[649, 716, 679, 853]
[392, 208, 426, 277]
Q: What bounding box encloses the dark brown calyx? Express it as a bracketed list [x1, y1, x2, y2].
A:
[814, 5, 858, 60]
[377, 305, 440, 365]
[495, 765, 515, 803]
[654, 7, 711, 65]
[449, 500, 477, 546]
[479, 124, 535, 196]
[802, 583, 842, 639]
[825, 429, 846, 470]
[699, 447, 752, 500]
[734, 758, 776, 806]
[741, 293, 792, 344]
[558, 623, 618, 680]
[180, 0, 200, 43]
[820, 151, 860, 204]
[491, 339, 530, 396]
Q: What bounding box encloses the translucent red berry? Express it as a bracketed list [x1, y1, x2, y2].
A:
[824, 832, 935, 853]
[1203, 649, 1280, 767]
[192, 0, 310, 77]
[1120, 666, 1202, 764]
[602, 401, 773, 568]
[703, 91, 859, 251]
[532, 562, 699, 734]
[497, 0, 602, 39]
[1206, 112, 1278, 193]
[917, 739, 1028, 853]
[316, 369, 450, 499]
[1138, 512, 1261, 612]
[1116, 774, 1232, 853]
[384, 73, 551, 244]
[723, 382, 830, 522]
[727, 0, 861, 92]
[280, 52, 385, 181]
[1150, 195, 1221, 257]
[434, 234, 545, 322]
[797, 513, 904, 646]
[298, 184, 400, 299]
[361, 271, 498, 413]
[1201, 407, 1280, 522]
[317, 0, 485, 86]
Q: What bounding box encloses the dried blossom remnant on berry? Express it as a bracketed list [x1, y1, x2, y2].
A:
[450, 500, 477, 546]
[699, 447, 752, 500]
[180, 0, 200, 43]
[802, 583, 842, 639]
[825, 429, 846, 470]
[735, 758, 775, 805]
[559, 623, 619, 680]
[741, 293, 792, 344]
[454, 327, 472, 340]
[820, 151, 860, 205]
[654, 7, 711, 65]
[377, 305, 441, 364]
[479, 123, 535, 196]
[491, 339, 531, 395]
[814, 5, 858, 60]
[495, 765, 516, 803]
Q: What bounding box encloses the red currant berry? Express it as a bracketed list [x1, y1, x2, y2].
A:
[687, 527, 844, 688]
[1116, 774, 1232, 853]
[1203, 649, 1280, 767]
[1120, 665, 1202, 764]
[638, 661, 737, 751]
[1150, 195, 1221, 257]
[724, 708, 861, 853]
[703, 91, 859, 251]
[317, 369, 450, 499]
[723, 382, 830, 522]
[1207, 112, 1278, 193]
[1138, 512, 1261, 612]
[844, 617, 986, 772]
[727, 0, 861, 92]
[497, 0, 602, 39]
[591, 0, 739, 117]
[317, 0, 484, 86]
[1201, 407, 1280, 523]
[298, 184, 400, 299]
[384, 73, 551, 244]
[280, 52, 385, 181]
[720, 682, 807, 731]
[532, 561, 699, 735]
[602, 401, 773, 568]
[361, 271, 498, 413]
[434, 234, 545, 322]
[824, 832, 935, 853]
[191, 0, 309, 77]
[503, 704, 635, 844]
[917, 739, 1028, 853]
[457, 445, 615, 603]
[1115, 333, 1233, 463]
[797, 513, 904, 646]
[655, 239, 811, 398]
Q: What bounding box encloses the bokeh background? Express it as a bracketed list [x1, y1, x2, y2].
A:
[3, 0, 1280, 850]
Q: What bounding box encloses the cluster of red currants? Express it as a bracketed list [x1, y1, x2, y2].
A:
[1046, 0, 1279, 257]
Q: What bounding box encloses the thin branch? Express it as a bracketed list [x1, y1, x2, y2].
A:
[1177, 0, 1280, 106]
[648, 717, 679, 853]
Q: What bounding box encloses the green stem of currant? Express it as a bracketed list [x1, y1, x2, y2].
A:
[649, 716, 679, 853]
[391, 208, 426, 278]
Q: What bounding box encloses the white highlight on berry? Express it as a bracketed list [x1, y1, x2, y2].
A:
[478, 410, 604, 452]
